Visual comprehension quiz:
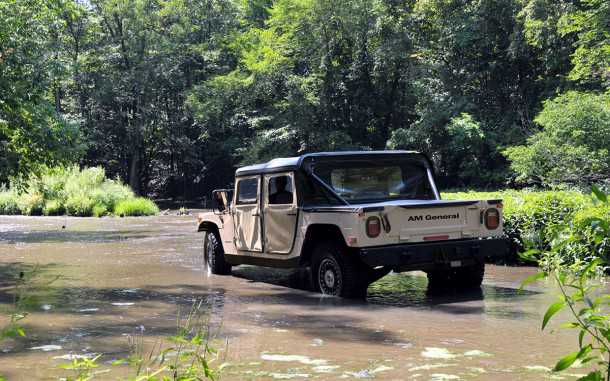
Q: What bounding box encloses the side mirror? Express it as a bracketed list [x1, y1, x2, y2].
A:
[212, 189, 232, 214]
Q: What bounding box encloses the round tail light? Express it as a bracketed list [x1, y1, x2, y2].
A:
[485, 208, 500, 230]
[366, 216, 381, 238]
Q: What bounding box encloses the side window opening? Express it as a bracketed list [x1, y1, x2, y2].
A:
[298, 173, 342, 206]
[268, 175, 294, 205]
[236, 178, 258, 205]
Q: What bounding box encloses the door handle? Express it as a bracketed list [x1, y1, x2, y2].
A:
[252, 212, 260, 217]
[287, 212, 297, 216]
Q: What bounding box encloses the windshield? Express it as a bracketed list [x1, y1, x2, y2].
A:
[312, 159, 436, 203]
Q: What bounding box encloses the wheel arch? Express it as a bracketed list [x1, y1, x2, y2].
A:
[198, 220, 220, 234]
[299, 224, 348, 267]
[198, 221, 224, 256]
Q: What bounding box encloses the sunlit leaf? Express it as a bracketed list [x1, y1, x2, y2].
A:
[554, 346, 591, 372]
[543, 301, 565, 330]
[579, 330, 586, 348]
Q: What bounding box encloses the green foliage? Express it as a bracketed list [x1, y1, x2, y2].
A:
[0, 166, 156, 216]
[0, 190, 20, 215]
[504, 92, 610, 186]
[17, 192, 44, 216]
[557, 0, 609, 86]
[65, 194, 96, 217]
[1, 0, 608, 196]
[0, 0, 85, 184]
[520, 189, 610, 379]
[114, 198, 160, 217]
[444, 189, 607, 264]
[43, 199, 65, 216]
[92, 204, 109, 218]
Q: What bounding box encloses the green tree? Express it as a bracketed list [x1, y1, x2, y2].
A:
[504, 91, 610, 186]
[0, 0, 84, 184]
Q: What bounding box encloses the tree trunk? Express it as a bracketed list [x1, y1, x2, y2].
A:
[129, 148, 141, 195]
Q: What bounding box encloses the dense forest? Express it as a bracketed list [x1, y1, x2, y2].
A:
[1, 0, 608, 199]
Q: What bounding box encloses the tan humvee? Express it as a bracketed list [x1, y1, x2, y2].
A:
[197, 151, 506, 297]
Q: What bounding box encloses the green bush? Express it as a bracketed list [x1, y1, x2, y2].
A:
[504, 91, 610, 187]
[63, 166, 106, 197]
[443, 189, 604, 264]
[65, 194, 96, 217]
[90, 180, 134, 211]
[0, 191, 20, 215]
[17, 192, 44, 216]
[0, 166, 158, 217]
[92, 204, 109, 218]
[42, 199, 65, 216]
[114, 198, 159, 217]
[38, 167, 68, 202]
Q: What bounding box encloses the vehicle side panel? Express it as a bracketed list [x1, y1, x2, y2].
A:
[197, 211, 237, 255]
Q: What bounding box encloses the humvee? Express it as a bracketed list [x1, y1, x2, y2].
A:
[197, 151, 506, 297]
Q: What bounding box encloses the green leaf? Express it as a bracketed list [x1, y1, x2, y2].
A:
[519, 249, 541, 262]
[579, 330, 585, 348]
[553, 345, 592, 372]
[591, 185, 607, 204]
[519, 271, 546, 290]
[543, 301, 565, 330]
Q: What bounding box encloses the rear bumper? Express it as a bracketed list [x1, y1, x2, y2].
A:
[359, 238, 507, 272]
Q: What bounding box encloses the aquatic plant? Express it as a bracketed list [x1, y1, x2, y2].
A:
[521, 186, 610, 380]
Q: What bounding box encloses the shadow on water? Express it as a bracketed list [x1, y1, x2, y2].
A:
[231, 265, 541, 316]
[0, 230, 166, 244]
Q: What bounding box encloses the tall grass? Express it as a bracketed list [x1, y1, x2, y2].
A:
[114, 198, 159, 217]
[0, 166, 157, 217]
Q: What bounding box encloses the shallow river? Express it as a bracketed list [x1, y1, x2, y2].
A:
[0, 214, 587, 380]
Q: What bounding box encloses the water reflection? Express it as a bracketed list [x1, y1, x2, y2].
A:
[231, 265, 541, 314]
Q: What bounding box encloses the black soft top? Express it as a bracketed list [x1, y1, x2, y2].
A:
[235, 150, 432, 176]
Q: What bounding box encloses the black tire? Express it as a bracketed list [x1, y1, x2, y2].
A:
[311, 242, 367, 298]
[205, 231, 231, 275]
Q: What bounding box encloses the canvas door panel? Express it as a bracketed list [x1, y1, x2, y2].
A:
[234, 204, 263, 251]
[264, 174, 297, 254]
[233, 177, 263, 252]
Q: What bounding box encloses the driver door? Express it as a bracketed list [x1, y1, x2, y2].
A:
[233, 176, 263, 252]
[263, 173, 298, 254]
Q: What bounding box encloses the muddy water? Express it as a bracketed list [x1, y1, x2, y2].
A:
[0, 215, 588, 380]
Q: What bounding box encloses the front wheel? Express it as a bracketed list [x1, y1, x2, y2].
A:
[204, 231, 231, 275]
[311, 242, 367, 298]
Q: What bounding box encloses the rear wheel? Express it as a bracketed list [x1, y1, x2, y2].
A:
[204, 231, 231, 275]
[311, 242, 367, 298]
[427, 263, 484, 290]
